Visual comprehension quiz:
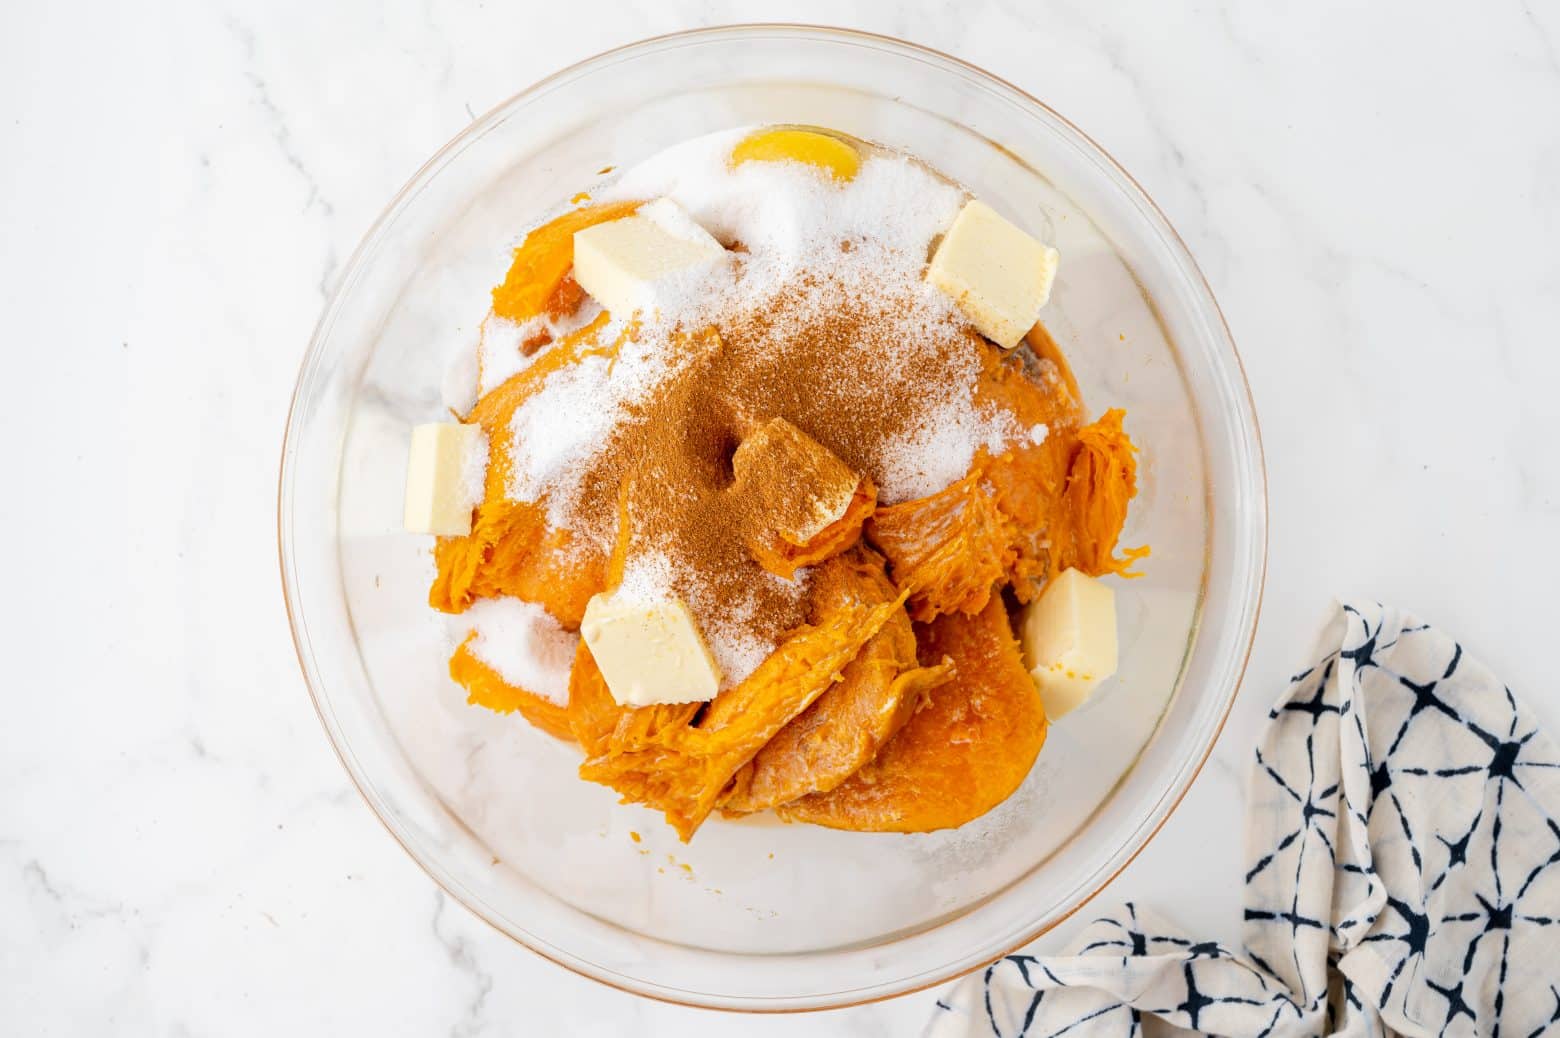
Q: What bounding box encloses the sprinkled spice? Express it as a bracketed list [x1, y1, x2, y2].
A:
[485, 133, 1037, 683]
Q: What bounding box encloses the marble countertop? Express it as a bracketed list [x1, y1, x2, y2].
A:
[4, 1, 1558, 1033]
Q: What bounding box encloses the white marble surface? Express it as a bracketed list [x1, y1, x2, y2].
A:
[4, 1, 1558, 1033]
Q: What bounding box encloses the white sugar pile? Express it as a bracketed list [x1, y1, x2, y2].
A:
[601, 130, 966, 329]
[476, 300, 603, 397]
[460, 596, 579, 705]
[505, 350, 627, 523]
[877, 401, 1019, 504]
[613, 548, 676, 606]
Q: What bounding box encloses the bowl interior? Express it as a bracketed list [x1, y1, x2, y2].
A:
[281, 26, 1263, 1010]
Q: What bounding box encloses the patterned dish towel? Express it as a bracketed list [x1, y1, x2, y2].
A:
[927, 602, 1560, 1037]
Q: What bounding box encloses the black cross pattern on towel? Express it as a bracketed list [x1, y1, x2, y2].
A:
[926, 601, 1560, 1037]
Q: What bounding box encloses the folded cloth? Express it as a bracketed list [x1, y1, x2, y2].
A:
[927, 601, 1560, 1037]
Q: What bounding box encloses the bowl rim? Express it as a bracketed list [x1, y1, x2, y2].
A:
[278, 21, 1267, 1013]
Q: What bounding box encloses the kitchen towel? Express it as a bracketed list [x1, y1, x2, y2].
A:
[927, 601, 1560, 1037]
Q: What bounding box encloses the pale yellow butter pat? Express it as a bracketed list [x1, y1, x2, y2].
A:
[403, 422, 487, 537]
[580, 590, 723, 707]
[927, 199, 1059, 349]
[572, 198, 727, 317]
[1020, 568, 1117, 719]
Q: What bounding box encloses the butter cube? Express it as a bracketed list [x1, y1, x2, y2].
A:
[580, 589, 722, 706]
[927, 199, 1060, 349]
[403, 422, 488, 537]
[572, 198, 727, 317]
[1019, 568, 1117, 719]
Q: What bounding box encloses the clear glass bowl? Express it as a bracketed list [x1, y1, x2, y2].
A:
[279, 25, 1265, 1011]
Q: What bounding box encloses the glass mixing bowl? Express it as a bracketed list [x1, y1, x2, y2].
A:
[279, 25, 1265, 1011]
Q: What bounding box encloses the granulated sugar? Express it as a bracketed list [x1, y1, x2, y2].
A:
[459, 427, 491, 506]
[477, 300, 603, 397]
[876, 397, 1018, 504]
[604, 129, 963, 274]
[505, 349, 627, 525]
[460, 596, 579, 705]
[505, 318, 708, 531]
[614, 549, 677, 606]
[477, 315, 538, 396]
[600, 129, 966, 333]
[687, 566, 811, 689]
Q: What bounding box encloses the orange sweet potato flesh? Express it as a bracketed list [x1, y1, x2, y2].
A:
[490, 201, 640, 322]
[720, 548, 951, 814]
[430, 313, 621, 626]
[572, 552, 909, 841]
[776, 596, 1047, 833]
[431, 502, 603, 629]
[449, 636, 574, 742]
[1047, 409, 1150, 578]
[867, 471, 1012, 623]
[747, 478, 877, 580]
[868, 347, 1145, 621]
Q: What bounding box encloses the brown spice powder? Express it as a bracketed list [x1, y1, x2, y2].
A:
[729, 417, 859, 545]
[560, 274, 991, 673]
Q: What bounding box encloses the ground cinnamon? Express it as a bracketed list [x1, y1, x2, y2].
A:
[549, 272, 988, 682]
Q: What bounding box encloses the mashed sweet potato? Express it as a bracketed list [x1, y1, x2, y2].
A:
[434, 197, 1144, 841]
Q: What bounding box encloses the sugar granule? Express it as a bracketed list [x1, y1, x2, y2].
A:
[876, 398, 1019, 505]
[461, 596, 579, 705]
[477, 300, 604, 397]
[459, 427, 490, 507]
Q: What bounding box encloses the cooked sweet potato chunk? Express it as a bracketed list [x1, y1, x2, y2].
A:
[575, 551, 908, 840]
[776, 597, 1048, 833]
[430, 314, 621, 626]
[720, 549, 949, 814]
[869, 351, 1144, 622]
